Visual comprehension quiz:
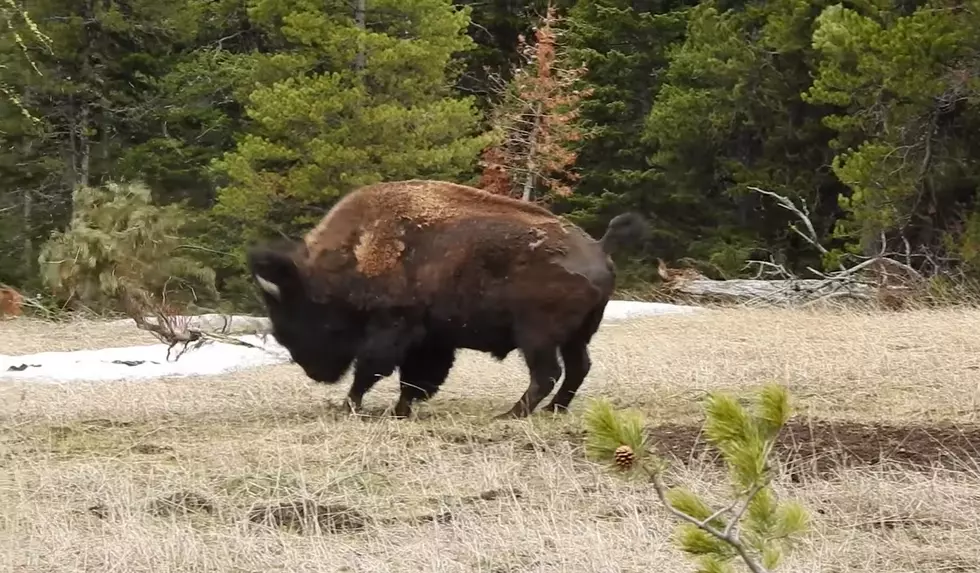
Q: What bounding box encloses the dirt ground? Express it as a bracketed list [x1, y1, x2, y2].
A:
[3, 307, 980, 572]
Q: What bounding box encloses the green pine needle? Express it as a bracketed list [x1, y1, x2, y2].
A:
[676, 524, 736, 558]
[745, 487, 778, 536]
[694, 554, 737, 573]
[761, 544, 784, 570]
[665, 487, 722, 527]
[754, 384, 793, 440]
[583, 398, 649, 471]
[703, 392, 757, 449]
[773, 501, 810, 539]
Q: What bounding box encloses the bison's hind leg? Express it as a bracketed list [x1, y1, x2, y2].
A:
[542, 342, 591, 413]
[496, 346, 562, 420]
[544, 306, 605, 413]
[393, 339, 457, 418]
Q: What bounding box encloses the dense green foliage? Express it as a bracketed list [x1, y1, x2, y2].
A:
[2, 0, 979, 308]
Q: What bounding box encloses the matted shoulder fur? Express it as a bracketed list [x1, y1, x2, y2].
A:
[303, 179, 570, 274]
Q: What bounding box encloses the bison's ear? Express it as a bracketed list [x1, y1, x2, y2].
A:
[246, 242, 304, 301]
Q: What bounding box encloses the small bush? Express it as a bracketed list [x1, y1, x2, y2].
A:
[37, 180, 217, 316]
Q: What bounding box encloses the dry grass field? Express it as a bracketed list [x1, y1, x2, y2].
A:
[3, 307, 980, 572]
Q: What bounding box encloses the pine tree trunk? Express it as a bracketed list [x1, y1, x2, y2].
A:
[521, 103, 542, 201]
[79, 103, 91, 188]
[354, 0, 366, 71]
[19, 94, 33, 276]
[22, 186, 32, 274]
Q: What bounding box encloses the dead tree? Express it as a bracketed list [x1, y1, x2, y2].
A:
[477, 1, 591, 202]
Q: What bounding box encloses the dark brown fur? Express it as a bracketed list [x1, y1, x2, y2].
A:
[247, 179, 648, 419]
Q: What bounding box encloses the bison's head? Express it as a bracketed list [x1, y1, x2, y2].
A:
[246, 239, 362, 384]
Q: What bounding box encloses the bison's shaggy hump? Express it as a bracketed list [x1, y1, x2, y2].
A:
[303, 179, 570, 271]
[297, 180, 589, 308]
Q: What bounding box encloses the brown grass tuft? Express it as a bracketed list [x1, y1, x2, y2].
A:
[246, 499, 367, 534]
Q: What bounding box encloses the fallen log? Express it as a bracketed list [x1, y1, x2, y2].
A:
[663, 278, 879, 305]
[110, 313, 272, 335]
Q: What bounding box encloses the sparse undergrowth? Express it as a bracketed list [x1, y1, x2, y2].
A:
[4, 307, 980, 572]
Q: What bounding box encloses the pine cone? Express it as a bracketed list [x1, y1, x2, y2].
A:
[614, 444, 635, 470]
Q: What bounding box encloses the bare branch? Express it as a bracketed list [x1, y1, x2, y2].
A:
[743, 258, 796, 280]
[747, 186, 842, 270]
[644, 466, 770, 573]
[724, 481, 768, 539]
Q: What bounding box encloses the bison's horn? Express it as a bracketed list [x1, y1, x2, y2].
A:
[255, 275, 281, 299]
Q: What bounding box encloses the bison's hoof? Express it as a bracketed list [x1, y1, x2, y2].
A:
[544, 404, 570, 414]
[345, 397, 362, 415]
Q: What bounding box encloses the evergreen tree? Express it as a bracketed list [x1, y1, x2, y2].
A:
[114, 0, 266, 209]
[558, 0, 691, 248]
[453, 0, 577, 112]
[211, 0, 491, 252]
[0, 0, 51, 121]
[804, 0, 980, 272]
[478, 1, 590, 203]
[0, 0, 203, 287]
[642, 0, 846, 276]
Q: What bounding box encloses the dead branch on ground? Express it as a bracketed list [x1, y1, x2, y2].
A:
[123, 290, 269, 362]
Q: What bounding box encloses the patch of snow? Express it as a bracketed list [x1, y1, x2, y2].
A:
[1, 300, 700, 383]
[1, 335, 291, 383]
[602, 300, 701, 321]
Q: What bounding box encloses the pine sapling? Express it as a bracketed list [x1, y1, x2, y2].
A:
[37, 181, 257, 358]
[583, 385, 809, 573]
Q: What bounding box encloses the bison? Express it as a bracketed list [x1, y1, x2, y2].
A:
[246, 179, 648, 419]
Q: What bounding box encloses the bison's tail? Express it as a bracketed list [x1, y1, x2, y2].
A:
[598, 212, 649, 255]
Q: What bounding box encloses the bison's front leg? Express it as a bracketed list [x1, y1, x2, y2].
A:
[393, 338, 456, 418]
[346, 367, 385, 414]
[496, 347, 562, 419]
[345, 318, 423, 416]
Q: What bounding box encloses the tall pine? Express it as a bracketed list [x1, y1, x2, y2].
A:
[805, 0, 980, 272]
[558, 0, 691, 250]
[642, 0, 845, 276]
[211, 0, 490, 248]
[0, 0, 203, 287]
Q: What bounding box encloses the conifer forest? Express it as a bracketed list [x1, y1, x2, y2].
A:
[2, 0, 980, 311]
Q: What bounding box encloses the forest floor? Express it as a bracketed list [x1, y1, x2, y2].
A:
[3, 307, 980, 572]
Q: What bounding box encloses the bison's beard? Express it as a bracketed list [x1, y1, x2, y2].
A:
[285, 345, 356, 384]
[267, 318, 360, 385]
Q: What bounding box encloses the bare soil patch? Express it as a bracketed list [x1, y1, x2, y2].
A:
[647, 419, 980, 474]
